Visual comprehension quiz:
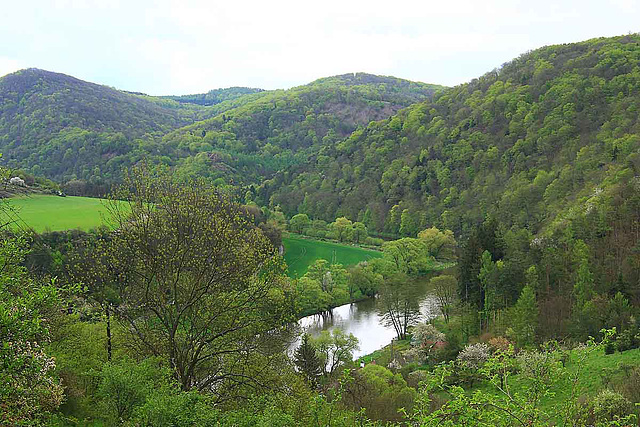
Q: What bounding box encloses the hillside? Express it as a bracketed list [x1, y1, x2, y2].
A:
[163, 73, 443, 184]
[261, 35, 640, 236]
[0, 69, 223, 182]
[0, 70, 441, 187]
[258, 35, 640, 319]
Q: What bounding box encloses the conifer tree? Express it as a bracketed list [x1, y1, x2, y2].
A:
[510, 283, 538, 347]
[573, 240, 594, 308]
[294, 334, 322, 387]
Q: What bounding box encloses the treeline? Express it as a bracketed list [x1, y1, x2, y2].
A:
[289, 214, 382, 245]
[23, 207, 455, 319]
[295, 225, 456, 315]
[162, 86, 264, 106]
[455, 179, 639, 344]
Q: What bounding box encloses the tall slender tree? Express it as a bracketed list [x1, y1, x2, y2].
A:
[377, 273, 421, 340]
[293, 334, 322, 387]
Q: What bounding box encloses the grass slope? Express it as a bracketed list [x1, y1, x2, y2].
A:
[472, 346, 640, 420]
[538, 347, 640, 412]
[2, 195, 111, 232]
[283, 234, 382, 277]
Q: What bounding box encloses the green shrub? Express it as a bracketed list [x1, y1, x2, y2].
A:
[604, 341, 616, 355]
[341, 364, 417, 422]
[616, 327, 640, 352]
[591, 389, 633, 424]
[132, 389, 219, 427]
[98, 357, 168, 423]
[365, 237, 384, 246]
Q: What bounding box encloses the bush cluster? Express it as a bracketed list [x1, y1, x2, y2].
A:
[614, 327, 640, 353]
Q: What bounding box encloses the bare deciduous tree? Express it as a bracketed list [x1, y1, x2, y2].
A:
[377, 273, 421, 340]
[431, 275, 457, 323]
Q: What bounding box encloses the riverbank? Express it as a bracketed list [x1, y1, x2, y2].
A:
[358, 338, 412, 366]
[294, 263, 456, 319]
[296, 278, 442, 359]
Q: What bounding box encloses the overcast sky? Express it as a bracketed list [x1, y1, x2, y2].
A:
[1, 0, 638, 95]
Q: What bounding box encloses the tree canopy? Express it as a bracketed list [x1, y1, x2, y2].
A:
[104, 166, 296, 397]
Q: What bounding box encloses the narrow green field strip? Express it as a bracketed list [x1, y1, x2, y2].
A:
[283, 234, 382, 277]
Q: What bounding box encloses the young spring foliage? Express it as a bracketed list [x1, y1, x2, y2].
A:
[104, 166, 297, 397]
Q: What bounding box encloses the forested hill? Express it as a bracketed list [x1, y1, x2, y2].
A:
[260, 35, 640, 238]
[164, 73, 443, 183]
[0, 69, 440, 186]
[0, 68, 221, 182]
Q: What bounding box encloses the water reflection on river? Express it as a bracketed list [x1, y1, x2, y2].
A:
[294, 283, 440, 359]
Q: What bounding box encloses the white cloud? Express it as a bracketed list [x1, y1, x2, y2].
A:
[1, 0, 638, 93]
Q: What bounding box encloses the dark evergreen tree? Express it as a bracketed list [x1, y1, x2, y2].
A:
[458, 228, 484, 309]
[293, 334, 322, 387]
[458, 218, 507, 310]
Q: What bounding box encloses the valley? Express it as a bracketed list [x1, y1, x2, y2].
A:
[1, 33, 639, 426]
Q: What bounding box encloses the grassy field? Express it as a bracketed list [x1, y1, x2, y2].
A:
[282, 234, 382, 277]
[1, 194, 113, 232]
[1, 196, 382, 277]
[539, 347, 640, 411]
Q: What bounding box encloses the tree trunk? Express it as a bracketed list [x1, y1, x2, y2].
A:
[105, 304, 112, 362]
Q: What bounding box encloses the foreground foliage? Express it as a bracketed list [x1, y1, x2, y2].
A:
[104, 167, 297, 396]
[0, 238, 67, 425]
[410, 331, 637, 426]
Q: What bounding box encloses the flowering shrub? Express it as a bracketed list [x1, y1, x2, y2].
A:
[407, 323, 446, 363]
[412, 323, 446, 346]
[9, 176, 26, 186]
[456, 343, 490, 369]
[516, 350, 558, 379]
[0, 238, 65, 424]
[1, 340, 64, 423]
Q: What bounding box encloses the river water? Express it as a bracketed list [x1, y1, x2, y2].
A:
[294, 280, 440, 359]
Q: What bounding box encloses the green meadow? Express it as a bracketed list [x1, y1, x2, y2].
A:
[283, 234, 382, 277]
[1, 194, 113, 232]
[1, 195, 380, 277]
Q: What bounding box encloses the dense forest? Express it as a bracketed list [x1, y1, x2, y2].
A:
[162, 73, 442, 184]
[262, 35, 640, 235]
[259, 35, 640, 340]
[0, 70, 441, 188]
[1, 34, 640, 426]
[0, 69, 218, 182]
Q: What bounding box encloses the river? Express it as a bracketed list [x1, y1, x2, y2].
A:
[294, 280, 440, 359]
